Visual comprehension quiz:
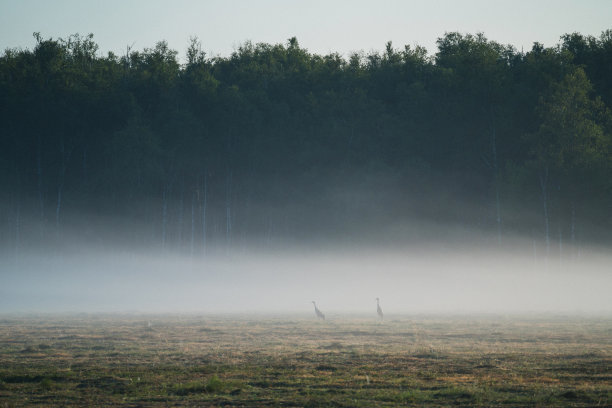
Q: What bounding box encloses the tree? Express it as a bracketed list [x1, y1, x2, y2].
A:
[526, 68, 611, 257]
[434, 32, 516, 241]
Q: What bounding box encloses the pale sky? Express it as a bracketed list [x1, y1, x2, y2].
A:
[1, 0, 611, 60]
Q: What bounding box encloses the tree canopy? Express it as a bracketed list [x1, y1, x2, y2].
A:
[1, 31, 611, 253]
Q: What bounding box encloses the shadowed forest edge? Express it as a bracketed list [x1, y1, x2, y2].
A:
[1, 31, 611, 254]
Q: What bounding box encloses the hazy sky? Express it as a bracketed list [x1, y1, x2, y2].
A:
[1, 0, 611, 60]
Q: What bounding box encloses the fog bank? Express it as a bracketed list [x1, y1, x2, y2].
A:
[2, 244, 610, 315]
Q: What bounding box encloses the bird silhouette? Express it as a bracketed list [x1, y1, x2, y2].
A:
[376, 297, 384, 321]
[312, 301, 325, 320]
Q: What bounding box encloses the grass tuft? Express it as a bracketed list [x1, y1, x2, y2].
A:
[39, 377, 54, 390]
[171, 375, 225, 395]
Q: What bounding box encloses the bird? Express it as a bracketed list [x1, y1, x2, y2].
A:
[376, 297, 384, 321]
[312, 301, 325, 320]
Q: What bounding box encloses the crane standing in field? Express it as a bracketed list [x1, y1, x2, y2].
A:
[376, 297, 384, 321]
[312, 301, 325, 320]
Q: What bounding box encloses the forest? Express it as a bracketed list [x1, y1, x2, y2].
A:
[1, 31, 611, 254]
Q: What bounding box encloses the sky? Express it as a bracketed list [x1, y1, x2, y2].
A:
[1, 0, 611, 60]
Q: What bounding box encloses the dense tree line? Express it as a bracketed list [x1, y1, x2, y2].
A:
[1, 31, 611, 254]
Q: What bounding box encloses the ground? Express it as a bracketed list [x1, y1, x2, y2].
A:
[0, 314, 610, 407]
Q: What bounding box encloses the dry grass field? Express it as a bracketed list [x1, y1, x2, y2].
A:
[0, 314, 610, 407]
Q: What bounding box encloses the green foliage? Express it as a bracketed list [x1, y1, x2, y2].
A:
[530, 68, 608, 170]
[1, 30, 611, 248]
[171, 381, 207, 395]
[205, 375, 224, 393]
[39, 377, 54, 390]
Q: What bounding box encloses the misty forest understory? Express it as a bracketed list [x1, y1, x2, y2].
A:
[1, 31, 611, 254]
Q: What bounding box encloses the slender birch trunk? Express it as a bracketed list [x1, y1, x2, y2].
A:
[55, 136, 72, 234]
[539, 166, 550, 265]
[570, 202, 576, 260]
[177, 183, 184, 247]
[37, 134, 44, 237]
[190, 190, 195, 256]
[225, 170, 232, 252]
[161, 188, 168, 249]
[558, 223, 563, 265]
[490, 110, 501, 245]
[201, 174, 207, 254]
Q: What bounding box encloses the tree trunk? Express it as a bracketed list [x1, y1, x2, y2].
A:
[55, 187, 63, 232]
[539, 166, 550, 265]
[55, 136, 72, 234]
[190, 190, 195, 256]
[570, 202, 576, 260]
[489, 110, 502, 245]
[14, 198, 20, 258]
[225, 170, 233, 251]
[37, 134, 44, 237]
[558, 223, 563, 265]
[201, 174, 207, 254]
[177, 183, 184, 248]
[82, 146, 88, 187]
[161, 188, 168, 249]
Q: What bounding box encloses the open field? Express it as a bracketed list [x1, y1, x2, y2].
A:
[0, 314, 610, 407]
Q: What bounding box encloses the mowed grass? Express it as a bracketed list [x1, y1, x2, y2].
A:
[0, 314, 610, 407]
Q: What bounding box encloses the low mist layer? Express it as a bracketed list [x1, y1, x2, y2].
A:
[2, 242, 610, 314]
